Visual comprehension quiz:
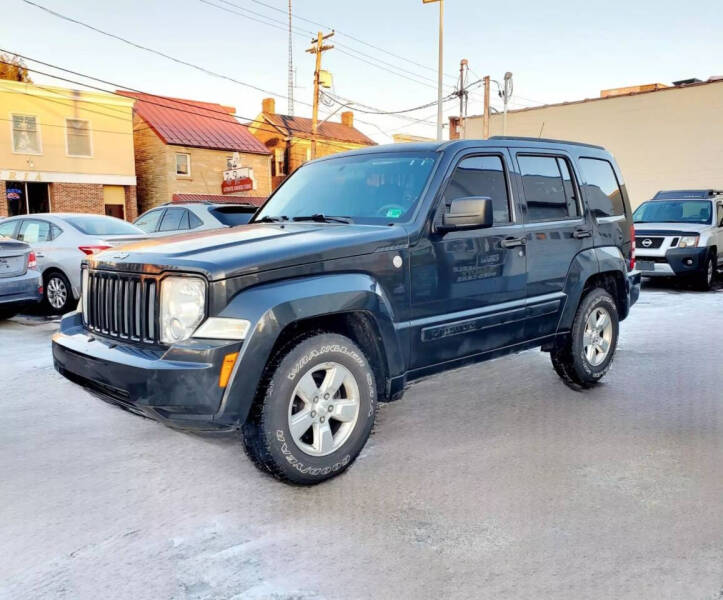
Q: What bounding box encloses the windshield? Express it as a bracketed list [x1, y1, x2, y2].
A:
[633, 200, 712, 224]
[65, 215, 145, 236]
[254, 152, 437, 224]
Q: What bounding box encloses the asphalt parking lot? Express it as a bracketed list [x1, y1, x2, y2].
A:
[1, 282, 722, 600]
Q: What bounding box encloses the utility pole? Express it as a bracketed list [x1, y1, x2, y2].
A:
[456, 59, 468, 139]
[305, 30, 334, 160]
[422, 0, 444, 140]
[482, 75, 490, 139]
[287, 0, 294, 116]
[501, 71, 513, 135]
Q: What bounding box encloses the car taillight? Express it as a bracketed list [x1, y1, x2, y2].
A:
[27, 251, 37, 269]
[78, 245, 111, 255]
[629, 224, 636, 271]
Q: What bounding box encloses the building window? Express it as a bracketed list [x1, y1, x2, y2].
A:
[518, 155, 580, 222]
[176, 153, 191, 176]
[11, 114, 41, 154]
[66, 118, 92, 157]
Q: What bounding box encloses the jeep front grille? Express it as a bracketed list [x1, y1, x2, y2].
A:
[83, 270, 158, 343]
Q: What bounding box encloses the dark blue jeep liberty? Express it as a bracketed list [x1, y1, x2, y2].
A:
[53, 138, 640, 484]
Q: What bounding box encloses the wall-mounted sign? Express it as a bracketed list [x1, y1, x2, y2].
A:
[222, 163, 255, 195]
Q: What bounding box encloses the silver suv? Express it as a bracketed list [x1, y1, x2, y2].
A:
[633, 190, 723, 290]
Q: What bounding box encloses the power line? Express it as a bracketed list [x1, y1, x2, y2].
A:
[21, 0, 449, 134]
[321, 90, 456, 117]
[199, 0, 445, 91]
[21, 0, 311, 107]
[241, 0, 459, 82]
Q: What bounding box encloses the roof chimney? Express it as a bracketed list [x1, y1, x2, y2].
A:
[341, 111, 354, 128]
[262, 97, 276, 114]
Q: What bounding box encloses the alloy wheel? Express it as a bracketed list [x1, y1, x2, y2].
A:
[583, 307, 613, 367]
[287, 361, 360, 457]
[47, 276, 68, 310]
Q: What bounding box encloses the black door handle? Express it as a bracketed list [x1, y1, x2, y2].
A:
[500, 236, 527, 249]
[573, 227, 593, 239]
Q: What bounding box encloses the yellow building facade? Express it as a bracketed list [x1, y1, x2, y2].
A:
[0, 80, 137, 220]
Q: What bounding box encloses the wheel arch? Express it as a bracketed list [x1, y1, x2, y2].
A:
[214, 273, 405, 427]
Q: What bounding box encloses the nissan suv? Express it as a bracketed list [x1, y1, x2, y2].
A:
[633, 190, 722, 289]
[52, 138, 640, 485]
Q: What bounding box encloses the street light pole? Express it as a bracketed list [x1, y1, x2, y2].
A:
[423, 0, 444, 141]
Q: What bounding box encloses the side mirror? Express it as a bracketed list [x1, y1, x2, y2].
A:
[440, 196, 493, 231]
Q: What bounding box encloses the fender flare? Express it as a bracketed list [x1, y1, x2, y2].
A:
[214, 272, 404, 426]
[558, 246, 629, 332]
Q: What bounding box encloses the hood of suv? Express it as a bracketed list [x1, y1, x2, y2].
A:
[90, 222, 409, 279]
[634, 222, 710, 235]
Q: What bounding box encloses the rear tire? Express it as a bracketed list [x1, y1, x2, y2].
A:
[242, 333, 377, 485]
[551, 288, 619, 389]
[44, 271, 73, 314]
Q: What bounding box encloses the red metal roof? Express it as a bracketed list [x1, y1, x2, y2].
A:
[263, 113, 375, 145]
[119, 91, 270, 154]
[172, 193, 267, 206]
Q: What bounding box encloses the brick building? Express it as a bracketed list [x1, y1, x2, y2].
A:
[248, 98, 375, 189]
[118, 92, 272, 212]
[1, 80, 137, 220]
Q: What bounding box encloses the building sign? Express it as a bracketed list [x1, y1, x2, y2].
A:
[222, 152, 255, 194]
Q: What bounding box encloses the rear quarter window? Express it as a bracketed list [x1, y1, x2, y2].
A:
[579, 158, 626, 218]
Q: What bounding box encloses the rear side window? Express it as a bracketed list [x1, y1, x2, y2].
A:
[444, 155, 511, 224]
[18, 220, 52, 243]
[579, 158, 625, 217]
[189, 211, 204, 228]
[210, 206, 256, 227]
[158, 207, 188, 232]
[0, 220, 19, 239]
[518, 155, 579, 221]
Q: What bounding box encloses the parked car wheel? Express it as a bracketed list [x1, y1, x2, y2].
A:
[44, 271, 73, 314]
[242, 332, 377, 485]
[696, 252, 715, 291]
[551, 288, 619, 389]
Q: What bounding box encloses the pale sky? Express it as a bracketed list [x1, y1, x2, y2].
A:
[2, 0, 722, 143]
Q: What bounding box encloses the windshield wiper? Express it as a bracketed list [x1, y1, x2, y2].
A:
[255, 215, 288, 223]
[292, 214, 352, 224]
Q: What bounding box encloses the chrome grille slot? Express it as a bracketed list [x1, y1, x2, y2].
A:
[84, 271, 159, 343]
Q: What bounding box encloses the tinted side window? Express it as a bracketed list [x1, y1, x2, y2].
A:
[579, 158, 625, 217]
[518, 155, 579, 221]
[18, 220, 52, 243]
[717, 203, 723, 227]
[51, 224, 63, 240]
[159, 207, 186, 232]
[134, 209, 164, 233]
[444, 155, 511, 224]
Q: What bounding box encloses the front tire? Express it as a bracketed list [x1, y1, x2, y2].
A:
[242, 333, 377, 485]
[44, 271, 73, 314]
[551, 288, 619, 389]
[696, 252, 715, 291]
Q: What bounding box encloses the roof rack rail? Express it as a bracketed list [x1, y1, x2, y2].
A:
[488, 136, 605, 150]
[652, 189, 723, 200]
[162, 200, 214, 206]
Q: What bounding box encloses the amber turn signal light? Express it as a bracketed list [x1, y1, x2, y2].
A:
[218, 352, 239, 388]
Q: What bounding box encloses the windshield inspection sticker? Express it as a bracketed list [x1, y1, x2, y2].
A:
[386, 207, 403, 218]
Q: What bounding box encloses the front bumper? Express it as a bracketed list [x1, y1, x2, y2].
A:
[637, 247, 708, 278]
[52, 311, 242, 430]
